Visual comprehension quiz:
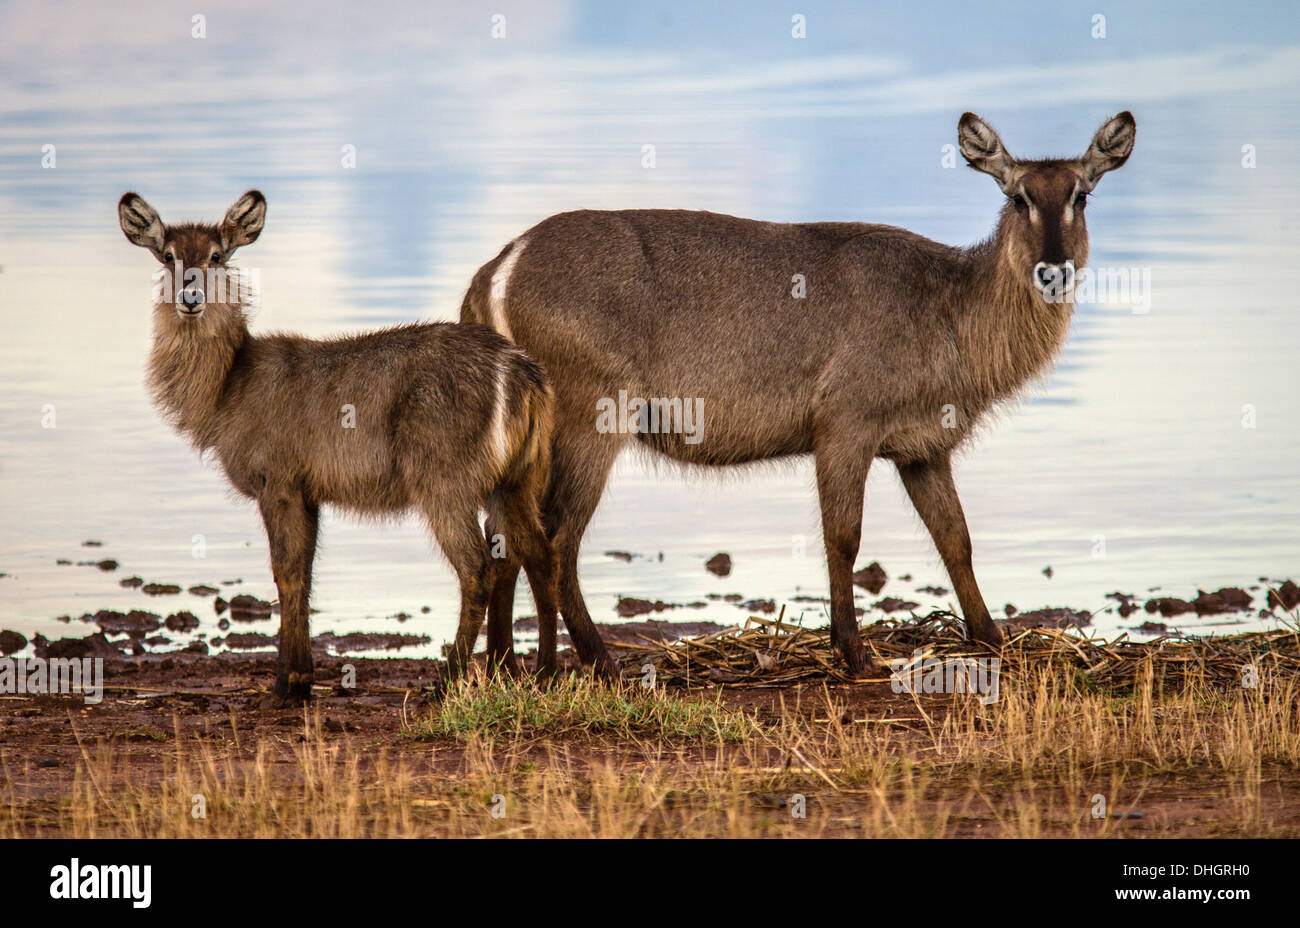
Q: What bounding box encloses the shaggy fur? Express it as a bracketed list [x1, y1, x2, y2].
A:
[120, 190, 561, 703]
[461, 112, 1135, 677]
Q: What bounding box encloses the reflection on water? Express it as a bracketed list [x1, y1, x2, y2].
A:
[1, 1, 1298, 656]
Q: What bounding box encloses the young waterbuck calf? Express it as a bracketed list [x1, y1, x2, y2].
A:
[463, 111, 1135, 678]
[118, 189, 572, 703]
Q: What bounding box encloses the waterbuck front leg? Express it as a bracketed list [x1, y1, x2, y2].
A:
[813, 442, 886, 679]
[257, 486, 319, 705]
[429, 501, 493, 686]
[897, 454, 1003, 648]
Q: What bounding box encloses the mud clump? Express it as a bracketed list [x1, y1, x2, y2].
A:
[616, 597, 676, 618]
[32, 632, 124, 659]
[1267, 580, 1300, 611]
[119, 576, 144, 589]
[873, 597, 919, 614]
[999, 607, 1091, 629]
[228, 594, 274, 620]
[187, 584, 220, 596]
[1139, 621, 1169, 634]
[852, 562, 887, 594]
[141, 583, 182, 596]
[164, 611, 200, 632]
[1145, 597, 1193, 618]
[605, 551, 637, 563]
[1190, 588, 1253, 615]
[705, 553, 732, 577]
[87, 610, 162, 636]
[313, 632, 430, 653]
[0, 630, 28, 655]
[738, 598, 775, 614]
[916, 585, 949, 596]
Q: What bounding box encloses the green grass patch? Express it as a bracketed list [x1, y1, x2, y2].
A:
[411, 673, 753, 742]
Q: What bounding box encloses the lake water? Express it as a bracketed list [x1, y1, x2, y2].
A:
[2, 1, 1298, 658]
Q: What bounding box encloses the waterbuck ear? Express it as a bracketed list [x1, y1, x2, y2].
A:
[118, 192, 166, 256]
[220, 189, 266, 252]
[958, 112, 1016, 194]
[1080, 111, 1136, 190]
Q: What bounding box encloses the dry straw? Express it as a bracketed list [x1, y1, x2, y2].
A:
[617, 608, 1300, 692]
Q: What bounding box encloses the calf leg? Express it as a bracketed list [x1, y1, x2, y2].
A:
[482, 515, 523, 677]
[258, 486, 319, 705]
[897, 454, 1003, 648]
[428, 501, 493, 682]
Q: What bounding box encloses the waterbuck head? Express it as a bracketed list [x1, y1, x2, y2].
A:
[958, 111, 1135, 301]
[118, 190, 265, 320]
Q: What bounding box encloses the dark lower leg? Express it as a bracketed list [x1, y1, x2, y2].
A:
[815, 451, 882, 678]
[898, 456, 1002, 648]
[259, 491, 318, 704]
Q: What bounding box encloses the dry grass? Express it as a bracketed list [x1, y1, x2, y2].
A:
[3, 652, 1298, 838]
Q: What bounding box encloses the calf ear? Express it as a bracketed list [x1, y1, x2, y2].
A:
[958, 112, 1017, 194]
[118, 193, 166, 257]
[220, 190, 266, 253]
[1080, 111, 1136, 190]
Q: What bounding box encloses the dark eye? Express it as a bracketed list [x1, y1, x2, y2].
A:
[164, 251, 174, 262]
[210, 251, 222, 263]
[1011, 194, 1028, 211]
[1074, 193, 1088, 209]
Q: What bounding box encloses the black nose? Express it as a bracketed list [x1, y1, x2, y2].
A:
[181, 291, 205, 308]
[1035, 263, 1074, 291]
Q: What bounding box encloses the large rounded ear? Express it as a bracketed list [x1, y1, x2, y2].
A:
[118, 192, 166, 256]
[1080, 111, 1136, 190]
[220, 190, 266, 253]
[958, 112, 1017, 194]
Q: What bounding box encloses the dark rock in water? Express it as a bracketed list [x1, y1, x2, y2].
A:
[33, 632, 122, 659]
[164, 611, 200, 632]
[722, 593, 742, 603]
[228, 594, 273, 619]
[605, 550, 637, 562]
[596, 619, 729, 646]
[56, 559, 72, 565]
[420, 606, 431, 614]
[82, 540, 103, 547]
[1042, 566, 1054, 579]
[1191, 587, 1252, 615]
[852, 562, 887, 594]
[313, 631, 431, 653]
[141, 583, 182, 596]
[213, 596, 228, 615]
[1003, 603, 1018, 618]
[88, 609, 162, 635]
[217, 618, 230, 631]
[616, 597, 675, 618]
[705, 553, 732, 577]
[738, 598, 775, 614]
[187, 584, 219, 596]
[120, 576, 145, 589]
[916, 585, 949, 596]
[1267, 580, 1300, 611]
[183, 640, 209, 655]
[1118, 602, 1139, 617]
[791, 594, 828, 603]
[1000, 607, 1091, 629]
[94, 559, 118, 572]
[1145, 597, 1193, 618]
[144, 635, 171, 648]
[873, 597, 919, 614]
[221, 632, 277, 650]
[1138, 621, 1168, 634]
[0, 629, 27, 655]
[706, 593, 723, 601]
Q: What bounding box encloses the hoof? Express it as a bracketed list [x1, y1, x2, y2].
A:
[272, 671, 314, 706]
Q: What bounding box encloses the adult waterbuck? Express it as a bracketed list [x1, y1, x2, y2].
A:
[118, 190, 569, 703]
[462, 111, 1136, 678]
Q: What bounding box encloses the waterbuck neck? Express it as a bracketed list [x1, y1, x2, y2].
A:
[954, 213, 1080, 407]
[147, 300, 249, 443]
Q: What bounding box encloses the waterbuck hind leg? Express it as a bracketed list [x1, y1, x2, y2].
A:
[429, 503, 493, 684]
[495, 486, 560, 679]
[814, 443, 885, 679]
[543, 428, 623, 681]
[483, 516, 523, 678]
[897, 455, 1003, 649]
[258, 488, 319, 705]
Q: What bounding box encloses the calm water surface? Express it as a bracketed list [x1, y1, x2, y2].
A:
[2, 2, 1298, 657]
